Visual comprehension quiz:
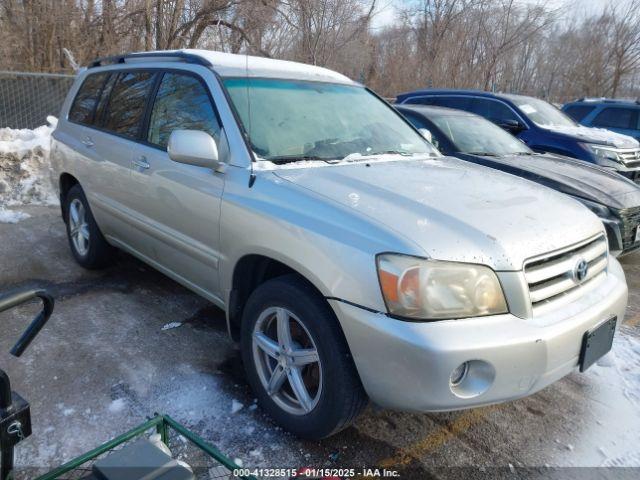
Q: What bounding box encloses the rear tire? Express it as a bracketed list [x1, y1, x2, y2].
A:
[240, 274, 367, 439]
[64, 184, 114, 269]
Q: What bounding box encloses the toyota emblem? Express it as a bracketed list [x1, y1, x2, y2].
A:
[574, 258, 589, 282]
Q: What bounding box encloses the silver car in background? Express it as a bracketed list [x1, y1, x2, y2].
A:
[51, 50, 628, 439]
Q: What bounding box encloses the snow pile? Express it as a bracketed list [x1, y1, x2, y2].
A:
[0, 125, 57, 223]
[0, 209, 30, 224]
[610, 329, 640, 408]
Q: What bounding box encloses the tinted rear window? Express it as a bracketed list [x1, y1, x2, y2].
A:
[409, 96, 473, 111]
[102, 71, 156, 139]
[69, 73, 109, 125]
[563, 105, 596, 122]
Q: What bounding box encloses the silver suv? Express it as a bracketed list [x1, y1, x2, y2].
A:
[51, 50, 628, 439]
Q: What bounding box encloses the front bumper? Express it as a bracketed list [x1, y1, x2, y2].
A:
[329, 258, 627, 412]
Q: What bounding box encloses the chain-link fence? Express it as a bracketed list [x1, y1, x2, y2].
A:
[0, 71, 75, 129]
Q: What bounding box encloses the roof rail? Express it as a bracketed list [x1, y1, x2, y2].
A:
[88, 51, 213, 69]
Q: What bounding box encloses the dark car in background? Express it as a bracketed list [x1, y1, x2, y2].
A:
[563, 98, 640, 142]
[396, 89, 640, 181]
[396, 104, 640, 256]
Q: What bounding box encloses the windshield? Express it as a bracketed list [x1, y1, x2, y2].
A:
[223, 78, 437, 162]
[430, 114, 532, 156]
[508, 96, 576, 128]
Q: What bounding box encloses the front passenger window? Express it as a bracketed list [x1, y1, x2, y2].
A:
[471, 98, 518, 124]
[147, 73, 221, 149]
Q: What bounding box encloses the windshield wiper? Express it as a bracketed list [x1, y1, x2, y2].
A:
[267, 155, 334, 164]
[364, 150, 414, 157]
[467, 152, 499, 157]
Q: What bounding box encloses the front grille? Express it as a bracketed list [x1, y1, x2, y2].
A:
[617, 206, 640, 252]
[524, 235, 608, 312]
[618, 148, 640, 167]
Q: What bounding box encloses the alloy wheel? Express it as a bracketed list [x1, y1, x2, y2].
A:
[252, 306, 323, 416]
[69, 198, 90, 256]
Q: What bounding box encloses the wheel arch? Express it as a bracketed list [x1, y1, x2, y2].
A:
[227, 254, 335, 342]
[59, 172, 80, 221]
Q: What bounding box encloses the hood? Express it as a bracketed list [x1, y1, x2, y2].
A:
[458, 152, 640, 210]
[271, 157, 603, 271]
[539, 124, 639, 149]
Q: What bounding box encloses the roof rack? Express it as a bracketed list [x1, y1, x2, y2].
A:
[88, 51, 213, 69]
[576, 96, 640, 105]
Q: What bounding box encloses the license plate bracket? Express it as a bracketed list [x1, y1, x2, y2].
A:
[579, 316, 616, 372]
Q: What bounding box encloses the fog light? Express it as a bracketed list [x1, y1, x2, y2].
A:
[450, 362, 469, 386]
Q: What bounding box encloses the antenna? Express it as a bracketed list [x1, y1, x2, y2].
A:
[246, 49, 256, 188]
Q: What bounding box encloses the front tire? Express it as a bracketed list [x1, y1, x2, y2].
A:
[64, 184, 114, 269]
[241, 275, 367, 439]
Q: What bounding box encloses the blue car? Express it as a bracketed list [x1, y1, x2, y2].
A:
[562, 98, 640, 142]
[396, 89, 640, 181]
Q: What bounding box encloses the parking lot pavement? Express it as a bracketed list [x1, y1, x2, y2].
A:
[1, 206, 639, 479]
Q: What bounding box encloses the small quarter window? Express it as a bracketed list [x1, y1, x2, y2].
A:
[69, 73, 109, 125]
[147, 73, 221, 149]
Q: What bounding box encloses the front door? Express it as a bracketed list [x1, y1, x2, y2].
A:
[127, 70, 227, 302]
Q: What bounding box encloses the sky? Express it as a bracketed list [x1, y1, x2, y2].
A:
[370, 0, 622, 30]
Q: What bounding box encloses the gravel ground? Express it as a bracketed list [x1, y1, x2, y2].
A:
[1, 205, 639, 479]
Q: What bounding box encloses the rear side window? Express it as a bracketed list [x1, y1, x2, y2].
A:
[410, 96, 473, 111]
[68, 73, 109, 125]
[93, 74, 118, 125]
[102, 71, 156, 139]
[470, 98, 518, 124]
[563, 105, 596, 122]
[592, 107, 637, 129]
[147, 73, 221, 149]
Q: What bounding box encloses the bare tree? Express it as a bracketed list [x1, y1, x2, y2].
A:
[2, 0, 640, 102]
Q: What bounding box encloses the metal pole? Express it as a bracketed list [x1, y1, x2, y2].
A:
[0, 448, 14, 480]
[0, 369, 14, 480]
[0, 370, 10, 409]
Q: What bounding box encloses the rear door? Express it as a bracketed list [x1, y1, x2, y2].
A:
[89, 70, 158, 252]
[126, 69, 228, 302]
[59, 71, 112, 223]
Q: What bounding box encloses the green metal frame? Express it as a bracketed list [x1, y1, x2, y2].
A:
[36, 414, 256, 480]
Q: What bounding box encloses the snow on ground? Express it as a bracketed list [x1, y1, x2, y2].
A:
[0, 208, 30, 223]
[0, 125, 57, 223]
[608, 326, 640, 408]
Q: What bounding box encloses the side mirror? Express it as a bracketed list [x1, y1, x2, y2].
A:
[499, 119, 526, 134]
[167, 130, 223, 172]
[419, 128, 433, 143]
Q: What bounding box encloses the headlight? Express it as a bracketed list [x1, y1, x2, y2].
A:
[376, 254, 508, 320]
[574, 197, 611, 218]
[582, 143, 622, 163]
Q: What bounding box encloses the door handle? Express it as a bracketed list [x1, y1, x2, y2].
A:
[81, 137, 94, 148]
[132, 156, 150, 170]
